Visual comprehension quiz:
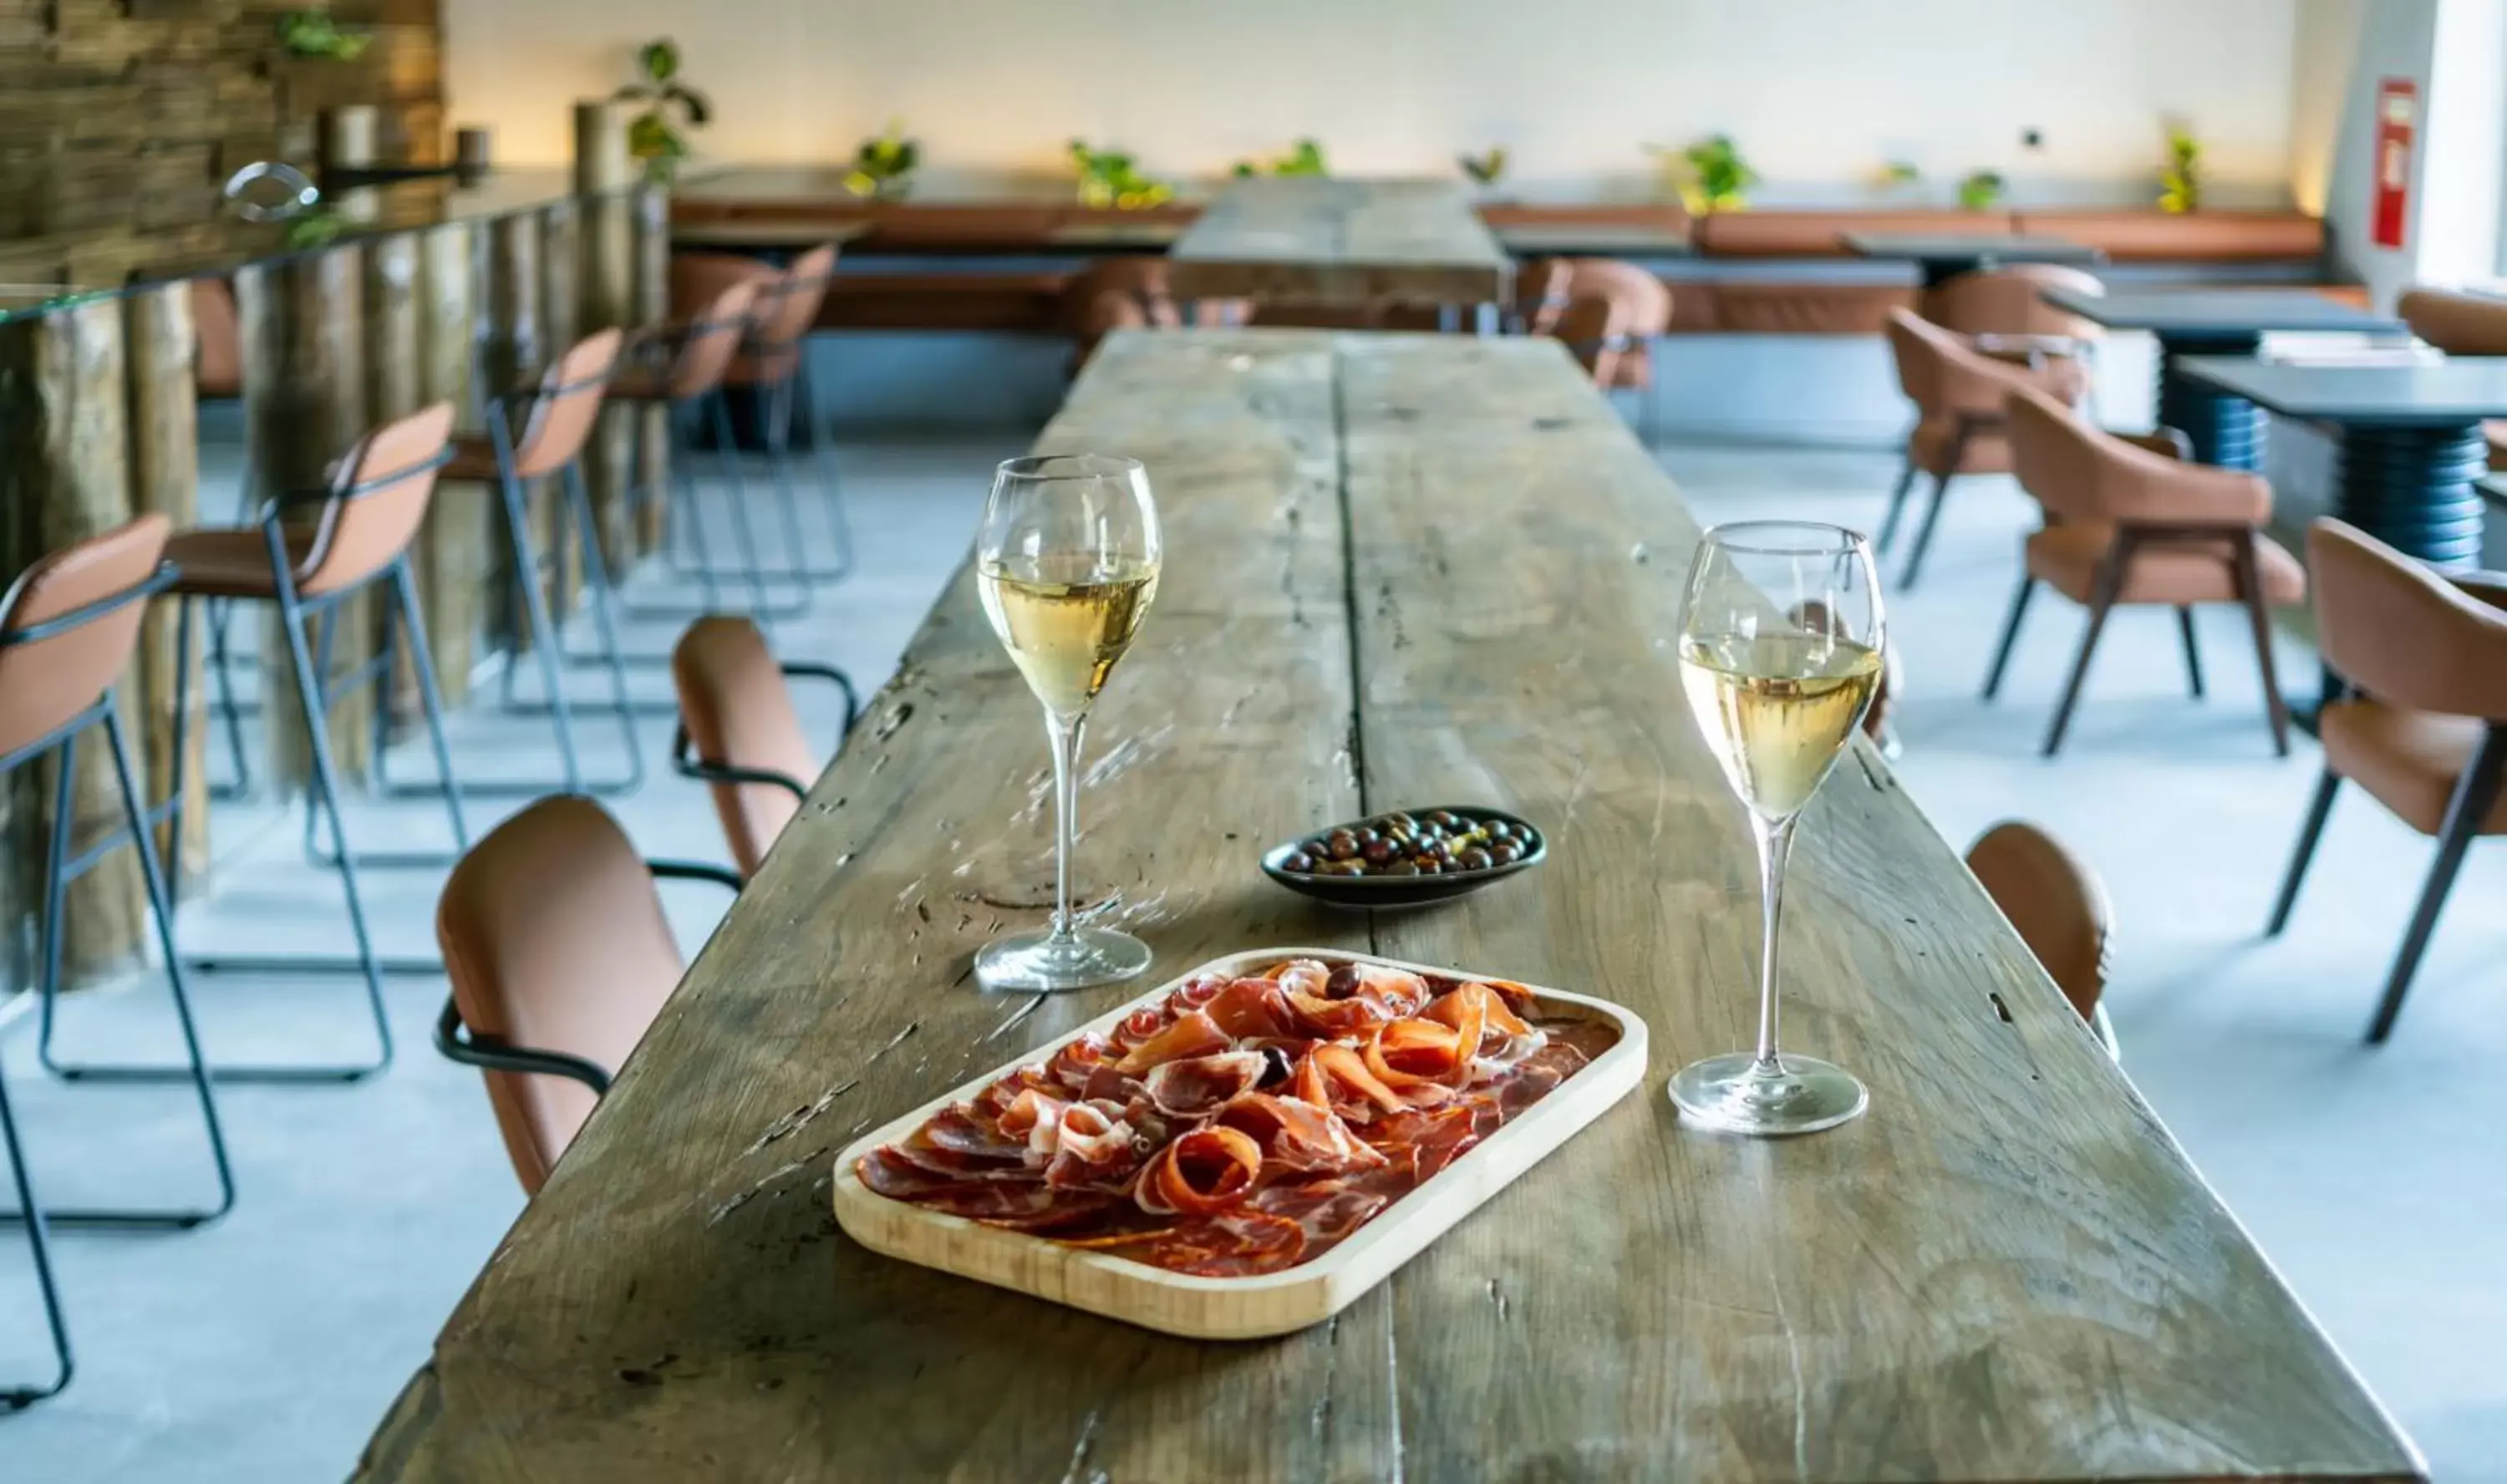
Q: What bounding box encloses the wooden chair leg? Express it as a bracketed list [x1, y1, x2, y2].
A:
[2231, 537, 2290, 756]
[2364, 726, 2507, 1044]
[2174, 607, 2204, 699]
[1981, 576, 2036, 700]
[2265, 769, 2341, 936]
[2042, 543, 2130, 758]
[1876, 458, 1918, 553]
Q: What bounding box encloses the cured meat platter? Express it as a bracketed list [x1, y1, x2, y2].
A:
[831, 948, 1646, 1339]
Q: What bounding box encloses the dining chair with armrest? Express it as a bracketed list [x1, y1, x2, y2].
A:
[669, 615, 858, 880]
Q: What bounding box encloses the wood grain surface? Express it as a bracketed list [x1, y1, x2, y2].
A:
[1168, 178, 1511, 310]
[358, 330, 2421, 1484]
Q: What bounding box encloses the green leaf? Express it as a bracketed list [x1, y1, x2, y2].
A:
[611, 83, 659, 103]
[640, 38, 679, 84]
[666, 83, 711, 125]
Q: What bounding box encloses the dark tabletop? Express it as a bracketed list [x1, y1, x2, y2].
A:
[1497, 224, 1694, 257]
[2176, 354, 2507, 424]
[1839, 232, 2103, 264]
[2041, 287, 2403, 336]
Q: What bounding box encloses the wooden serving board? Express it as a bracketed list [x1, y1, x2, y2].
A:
[831, 948, 1647, 1340]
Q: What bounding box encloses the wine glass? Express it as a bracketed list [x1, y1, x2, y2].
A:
[1668, 521, 1886, 1136]
[972, 454, 1162, 993]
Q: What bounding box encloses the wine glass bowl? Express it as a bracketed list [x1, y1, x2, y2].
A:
[972, 454, 1162, 994]
[1667, 521, 1885, 1136]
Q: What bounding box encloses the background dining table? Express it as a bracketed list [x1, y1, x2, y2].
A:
[355, 328, 2423, 1484]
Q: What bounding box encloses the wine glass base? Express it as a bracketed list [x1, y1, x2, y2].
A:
[973, 928, 1153, 994]
[1668, 1052, 1868, 1136]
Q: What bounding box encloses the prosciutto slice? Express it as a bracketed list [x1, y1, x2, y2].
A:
[1142, 1050, 1268, 1118]
[1114, 1009, 1231, 1075]
[1133, 1126, 1263, 1216]
[1202, 977, 1294, 1039]
[1216, 1091, 1386, 1174]
[1295, 1044, 1414, 1118]
[1043, 1100, 1145, 1190]
[1363, 1019, 1467, 1089]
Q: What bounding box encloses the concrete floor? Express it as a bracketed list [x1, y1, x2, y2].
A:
[3, 408, 2504, 1480]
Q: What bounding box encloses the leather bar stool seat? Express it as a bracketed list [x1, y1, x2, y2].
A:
[160, 529, 319, 600]
[671, 615, 830, 879]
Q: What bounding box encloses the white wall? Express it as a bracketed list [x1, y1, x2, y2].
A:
[445, 0, 2300, 204]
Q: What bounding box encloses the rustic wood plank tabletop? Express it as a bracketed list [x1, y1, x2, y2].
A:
[357, 329, 2421, 1484]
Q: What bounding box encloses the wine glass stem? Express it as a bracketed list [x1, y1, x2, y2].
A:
[1045, 709, 1086, 944]
[1750, 812, 1798, 1071]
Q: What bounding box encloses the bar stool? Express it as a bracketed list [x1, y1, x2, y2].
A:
[674, 244, 852, 602]
[669, 616, 857, 879]
[190, 276, 262, 799]
[1879, 307, 2090, 587]
[434, 795, 737, 1193]
[374, 328, 642, 799]
[1965, 821, 2118, 1059]
[0, 515, 235, 1408]
[602, 276, 781, 632]
[1535, 260, 1673, 447]
[2267, 519, 2507, 1044]
[49, 403, 466, 1084]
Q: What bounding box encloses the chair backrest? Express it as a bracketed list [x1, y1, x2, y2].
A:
[2005, 383, 2105, 521]
[672, 616, 821, 877]
[1883, 307, 1955, 414]
[505, 328, 623, 479]
[1515, 257, 1571, 335]
[664, 277, 764, 400]
[297, 401, 457, 598]
[1562, 260, 1674, 338]
[1066, 259, 1182, 368]
[0, 515, 171, 760]
[1930, 264, 2104, 340]
[191, 277, 243, 399]
[1552, 294, 1624, 384]
[750, 242, 841, 355]
[436, 795, 685, 1194]
[2399, 287, 2507, 355]
[2308, 518, 2507, 719]
[1966, 821, 2111, 1026]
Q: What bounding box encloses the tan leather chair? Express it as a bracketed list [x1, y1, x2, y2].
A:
[1927, 263, 2105, 345]
[2267, 519, 2507, 1043]
[1880, 307, 2090, 587]
[2398, 287, 2507, 469]
[1965, 821, 2117, 1058]
[1065, 258, 1184, 374]
[435, 795, 731, 1193]
[1990, 384, 2303, 757]
[671, 616, 857, 879]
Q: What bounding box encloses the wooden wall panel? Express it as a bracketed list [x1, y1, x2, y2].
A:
[0, 0, 445, 274]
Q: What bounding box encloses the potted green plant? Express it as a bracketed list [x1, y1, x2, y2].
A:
[1876, 160, 1921, 194]
[1457, 146, 1508, 195]
[1233, 139, 1329, 178]
[1654, 134, 1756, 214]
[275, 10, 369, 60]
[612, 38, 711, 180]
[845, 120, 919, 200]
[1957, 169, 2006, 211]
[2159, 119, 2202, 213]
[1069, 140, 1173, 210]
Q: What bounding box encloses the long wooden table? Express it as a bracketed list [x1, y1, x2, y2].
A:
[1167, 177, 1511, 321]
[356, 330, 2419, 1482]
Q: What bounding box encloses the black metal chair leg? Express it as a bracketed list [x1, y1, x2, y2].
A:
[1876, 459, 1918, 554]
[0, 1065, 71, 1410]
[2175, 607, 2204, 699]
[205, 596, 256, 800]
[13, 704, 240, 1222]
[768, 358, 855, 583]
[710, 390, 804, 624]
[179, 581, 399, 1078]
[2363, 728, 2507, 1044]
[2233, 539, 2291, 757]
[1899, 473, 1954, 588]
[560, 464, 647, 786]
[2265, 770, 2341, 936]
[1981, 576, 2036, 700]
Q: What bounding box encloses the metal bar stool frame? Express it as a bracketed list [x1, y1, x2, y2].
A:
[0, 560, 236, 1410]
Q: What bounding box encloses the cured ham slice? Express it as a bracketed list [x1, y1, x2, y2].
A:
[1202, 977, 1294, 1039]
[1045, 1033, 1121, 1096]
[1363, 1019, 1467, 1089]
[1152, 1211, 1307, 1278]
[997, 1089, 1071, 1158]
[1264, 958, 1333, 998]
[1217, 1092, 1386, 1174]
[1142, 1050, 1269, 1118]
[1043, 1100, 1145, 1190]
[1113, 1009, 1231, 1075]
[918, 1104, 1032, 1165]
[1369, 1104, 1483, 1181]
[1251, 1181, 1391, 1245]
[1283, 988, 1401, 1039]
[1134, 1126, 1264, 1216]
[1296, 1044, 1411, 1118]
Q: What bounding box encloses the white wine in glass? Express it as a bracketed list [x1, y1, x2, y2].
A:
[1669, 523, 1885, 1136]
[972, 455, 1162, 993]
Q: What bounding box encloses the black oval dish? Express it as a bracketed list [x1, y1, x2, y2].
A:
[1260, 806, 1548, 909]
